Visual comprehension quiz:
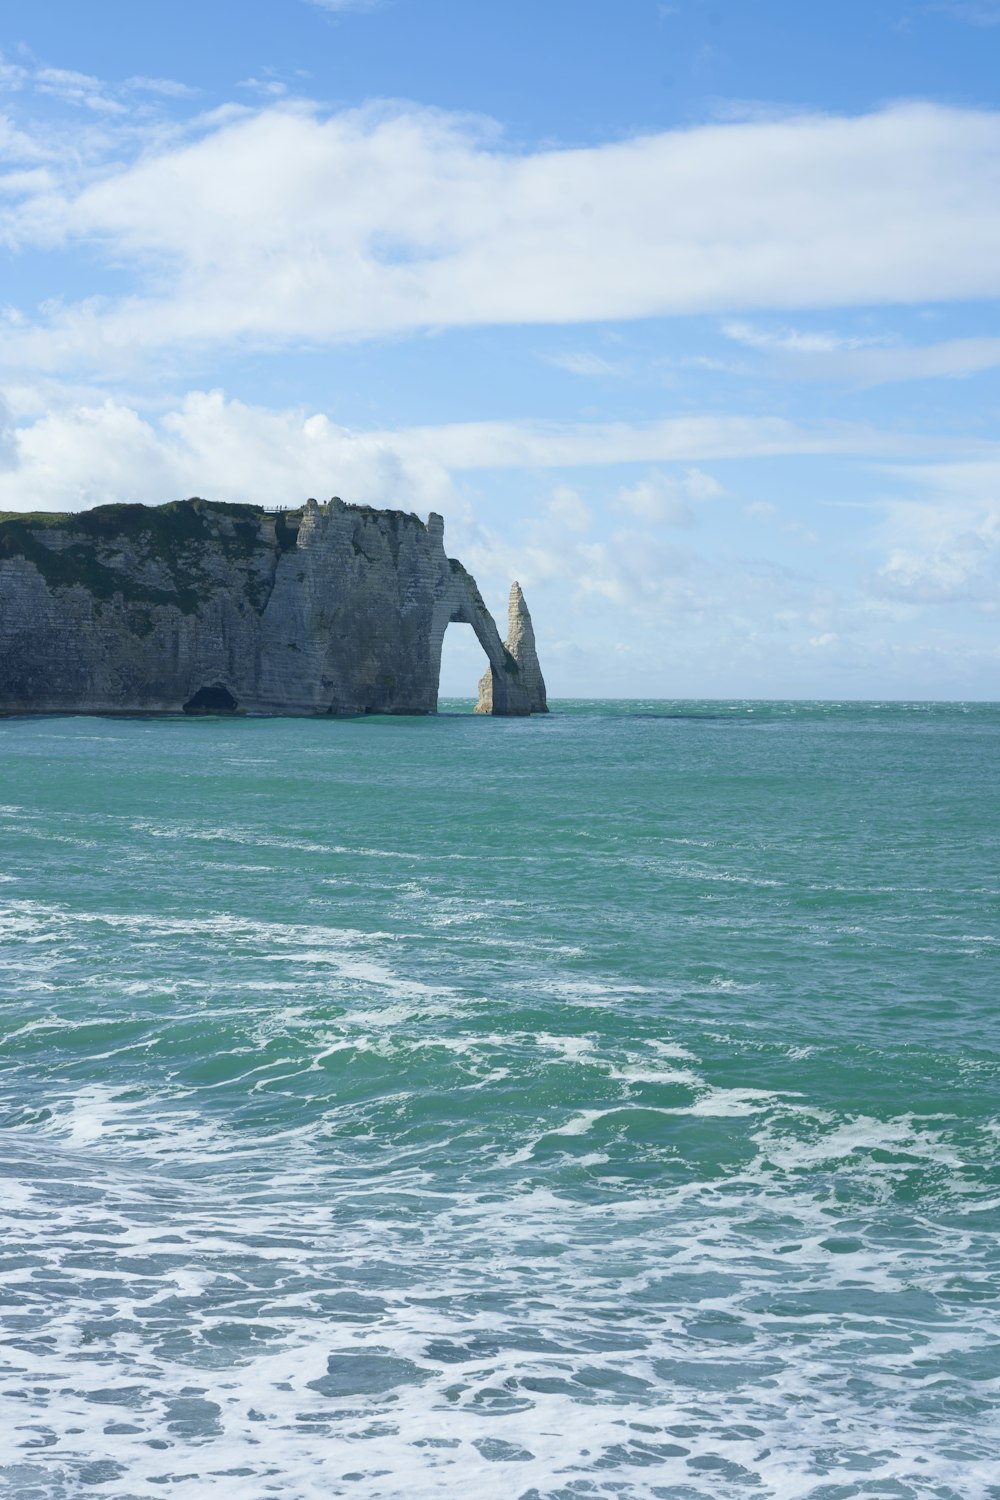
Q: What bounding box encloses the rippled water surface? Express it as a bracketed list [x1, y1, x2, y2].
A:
[1, 701, 998, 1500]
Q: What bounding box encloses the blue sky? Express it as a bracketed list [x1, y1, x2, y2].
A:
[1, 0, 999, 698]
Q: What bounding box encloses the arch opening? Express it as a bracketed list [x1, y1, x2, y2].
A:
[182, 683, 239, 715]
[438, 621, 492, 711]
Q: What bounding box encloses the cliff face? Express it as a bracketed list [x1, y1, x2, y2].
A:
[0, 497, 545, 717]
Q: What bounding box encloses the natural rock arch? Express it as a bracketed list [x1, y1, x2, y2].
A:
[429, 559, 532, 715]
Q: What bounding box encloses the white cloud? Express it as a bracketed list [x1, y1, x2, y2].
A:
[867, 460, 1000, 605]
[834, 337, 1000, 384]
[679, 467, 725, 501]
[722, 321, 885, 355]
[306, 0, 382, 11]
[3, 383, 995, 697]
[239, 77, 289, 99]
[873, 505, 999, 603]
[384, 412, 953, 471]
[125, 76, 198, 100]
[0, 388, 975, 519]
[33, 66, 127, 115]
[5, 101, 1000, 369]
[0, 388, 458, 516]
[6, 377, 994, 544]
[545, 351, 629, 378]
[0, 55, 28, 92]
[882, 455, 1000, 503]
[614, 468, 721, 525]
[0, 392, 16, 468]
[455, 504, 704, 621]
[0, 120, 53, 174]
[724, 321, 1000, 385]
[924, 2, 1000, 24]
[547, 485, 592, 532]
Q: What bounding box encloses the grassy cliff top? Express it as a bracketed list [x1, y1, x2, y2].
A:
[0, 498, 272, 531]
[0, 498, 283, 612]
[0, 496, 426, 532]
[0, 496, 435, 611]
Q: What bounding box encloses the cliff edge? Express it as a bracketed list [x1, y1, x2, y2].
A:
[0, 497, 546, 717]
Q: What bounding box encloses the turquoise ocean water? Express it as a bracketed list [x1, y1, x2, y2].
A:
[1, 701, 998, 1500]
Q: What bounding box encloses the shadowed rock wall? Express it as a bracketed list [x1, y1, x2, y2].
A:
[0, 497, 544, 717]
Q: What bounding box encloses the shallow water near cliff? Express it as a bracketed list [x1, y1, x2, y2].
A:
[1, 700, 998, 1500]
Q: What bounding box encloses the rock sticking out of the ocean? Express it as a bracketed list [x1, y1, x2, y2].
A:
[476, 581, 548, 715]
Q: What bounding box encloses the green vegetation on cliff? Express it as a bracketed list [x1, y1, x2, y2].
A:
[0, 499, 278, 614]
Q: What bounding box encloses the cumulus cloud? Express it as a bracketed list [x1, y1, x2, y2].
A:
[4, 101, 1000, 370]
[614, 468, 722, 525]
[0, 389, 459, 516]
[869, 462, 1000, 606]
[873, 505, 999, 604]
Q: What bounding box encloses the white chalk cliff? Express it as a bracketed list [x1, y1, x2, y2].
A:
[0, 497, 547, 717]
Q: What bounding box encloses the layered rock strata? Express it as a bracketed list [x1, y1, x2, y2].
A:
[0, 497, 546, 717]
[476, 581, 548, 715]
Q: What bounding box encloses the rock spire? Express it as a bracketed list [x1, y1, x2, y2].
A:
[475, 581, 548, 715]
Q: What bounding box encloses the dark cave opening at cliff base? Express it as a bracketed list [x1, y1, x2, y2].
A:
[182, 684, 239, 715]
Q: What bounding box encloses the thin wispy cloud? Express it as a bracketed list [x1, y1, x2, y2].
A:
[0, 52, 197, 119]
[723, 322, 1000, 385]
[722, 322, 887, 356]
[125, 76, 199, 99]
[545, 352, 629, 378]
[923, 1, 1000, 25]
[33, 66, 126, 114]
[305, 0, 383, 13]
[239, 77, 290, 98]
[0, 55, 28, 91]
